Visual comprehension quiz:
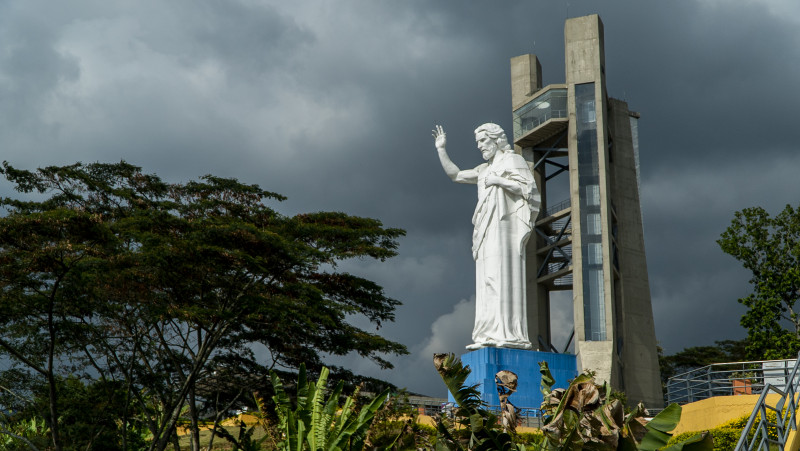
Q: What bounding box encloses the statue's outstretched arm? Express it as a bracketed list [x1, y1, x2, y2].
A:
[433, 125, 480, 183]
[433, 125, 462, 181]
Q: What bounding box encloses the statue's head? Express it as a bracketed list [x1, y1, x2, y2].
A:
[474, 123, 511, 161]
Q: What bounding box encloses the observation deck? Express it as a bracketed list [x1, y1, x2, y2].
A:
[512, 84, 568, 148]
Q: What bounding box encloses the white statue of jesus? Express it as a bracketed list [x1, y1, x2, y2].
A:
[433, 123, 540, 350]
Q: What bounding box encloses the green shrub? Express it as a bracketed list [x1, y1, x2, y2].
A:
[515, 430, 545, 446]
[707, 425, 744, 451]
[415, 423, 437, 436]
[667, 410, 779, 451]
[367, 420, 437, 449]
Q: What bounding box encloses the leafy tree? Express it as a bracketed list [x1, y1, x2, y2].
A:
[0, 161, 407, 451]
[659, 339, 747, 385]
[9, 377, 149, 451]
[718, 204, 800, 359]
[0, 164, 123, 450]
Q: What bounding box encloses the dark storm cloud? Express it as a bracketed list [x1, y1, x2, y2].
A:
[0, 4, 80, 145]
[190, 2, 313, 76]
[0, 0, 798, 395]
[621, 3, 800, 163]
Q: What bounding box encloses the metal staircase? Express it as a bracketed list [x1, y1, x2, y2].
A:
[735, 352, 800, 450]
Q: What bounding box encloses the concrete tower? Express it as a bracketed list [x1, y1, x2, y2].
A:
[511, 15, 662, 407]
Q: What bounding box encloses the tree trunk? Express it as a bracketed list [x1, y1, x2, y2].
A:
[188, 387, 201, 451]
[47, 298, 62, 451]
[122, 378, 134, 451]
[47, 369, 62, 451]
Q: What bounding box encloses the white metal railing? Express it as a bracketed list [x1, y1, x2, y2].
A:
[435, 402, 543, 428]
[666, 358, 798, 405]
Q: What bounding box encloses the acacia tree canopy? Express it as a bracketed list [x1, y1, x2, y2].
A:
[718, 204, 800, 360]
[0, 161, 408, 451]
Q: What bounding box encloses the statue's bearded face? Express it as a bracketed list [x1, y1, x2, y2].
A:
[475, 132, 498, 161]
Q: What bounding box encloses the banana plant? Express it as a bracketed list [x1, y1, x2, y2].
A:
[537, 362, 713, 451]
[270, 364, 392, 451]
[432, 353, 524, 451]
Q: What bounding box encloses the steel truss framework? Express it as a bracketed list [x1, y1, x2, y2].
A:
[532, 131, 573, 290]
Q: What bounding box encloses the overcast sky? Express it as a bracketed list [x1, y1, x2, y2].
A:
[1, 0, 799, 397]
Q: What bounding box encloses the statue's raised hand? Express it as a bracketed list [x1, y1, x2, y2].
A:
[433, 125, 447, 150]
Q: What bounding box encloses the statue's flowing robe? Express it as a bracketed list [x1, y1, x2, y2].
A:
[457, 151, 540, 349]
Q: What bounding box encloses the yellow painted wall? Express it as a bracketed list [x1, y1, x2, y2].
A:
[672, 394, 782, 435]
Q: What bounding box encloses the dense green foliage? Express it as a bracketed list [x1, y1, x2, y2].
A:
[668, 411, 778, 451]
[718, 204, 800, 359]
[16, 377, 150, 450]
[364, 391, 437, 449]
[515, 431, 544, 446]
[366, 420, 437, 450]
[0, 162, 406, 451]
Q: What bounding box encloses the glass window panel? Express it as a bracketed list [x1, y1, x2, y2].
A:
[587, 214, 601, 235]
[577, 82, 606, 341]
[586, 185, 600, 206]
[583, 101, 596, 123]
[512, 88, 568, 139]
[589, 243, 603, 265]
[592, 269, 606, 340]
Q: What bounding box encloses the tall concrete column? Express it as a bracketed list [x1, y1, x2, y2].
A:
[510, 14, 663, 407]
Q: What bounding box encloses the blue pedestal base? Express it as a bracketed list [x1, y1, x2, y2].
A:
[449, 347, 577, 409]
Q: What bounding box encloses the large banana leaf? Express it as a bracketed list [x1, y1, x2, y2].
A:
[637, 403, 681, 451]
[308, 367, 331, 451]
[331, 389, 390, 450]
[435, 353, 485, 414]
